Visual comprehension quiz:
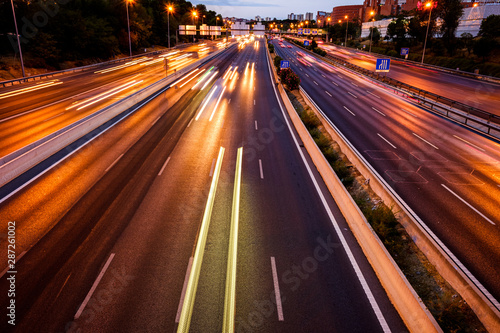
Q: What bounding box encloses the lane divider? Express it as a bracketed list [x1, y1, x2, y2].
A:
[223, 147, 243, 332]
[177, 147, 225, 333]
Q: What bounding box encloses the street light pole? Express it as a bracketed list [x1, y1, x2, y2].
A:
[369, 11, 375, 53]
[344, 15, 349, 47]
[327, 17, 331, 43]
[9, 0, 25, 77]
[126, 0, 132, 57]
[421, 2, 433, 64]
[167, 5, 173, 49]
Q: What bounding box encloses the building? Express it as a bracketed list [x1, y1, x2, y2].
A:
[331, 5, 363, 23]
[455, 3, 500, 36]
[305, 12, 314, 21]
[265, 17, 272, 22]
[297, 14, 304, 21]
[317, 11, 331, 27]
[255, 16, 262, 22]
[360, 3, 500, 38]
[288, 13, 296, 20]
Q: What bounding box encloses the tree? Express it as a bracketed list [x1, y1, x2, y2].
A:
[473, 37, 496, 61]
[479, 14, 500, 38]
[437, 0, 464, 55]
[460, 32, 474, 56]
[386, 16, 409, 48]
[368, 27, 381, 44]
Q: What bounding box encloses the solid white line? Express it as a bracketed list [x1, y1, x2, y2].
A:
[105, 153, 124, 172]
[343, 106, 356, 116]
[0, 82, 168, 205]
[313, 81, 318, 85]
[325, 91, 332, 97]
[401, 108, 418, 118]
[371, 107, 386, 117]
[413, 133, 439, 149]
[347, 91, 357, 99]
[42, 112, 64, 122]
[332, 81, 338, 86]
[259, 159, 264, 179]
[377, 133, 397, 149]
[0, 251, 26, 279]
[75, 253, 115, 319]
[152, 116, 161, 126]
[267, 53, 390, 332]
[270, 257, 284, 321]
[158, 156, 171, 176]
[441, 184, 495, 225]
[255, 120, 258, 130]
[176, 257, 194, 323]
[453, 135, 485, 152]
[367, 91, 380, 99]
[209, 158, 216, 177]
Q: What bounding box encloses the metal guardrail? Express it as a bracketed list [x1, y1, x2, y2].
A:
[288, 36, 500, 84]
[0, 46, 191, 88]
[282, 38, 500, 140]
[327, 42, 500, 84]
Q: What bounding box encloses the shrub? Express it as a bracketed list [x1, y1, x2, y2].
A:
[279, 67, 300, 90]
[268, 43, 274, 53]
[273, 56, 282, 70]
[387, 49, 398, 57]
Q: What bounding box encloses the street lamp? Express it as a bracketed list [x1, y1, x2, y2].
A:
[9, 0, 25, 77]
[192, 10, 197, 43]
[126, 0, 133, 57]
[421, 1, 434, 64]
[327, 17, 331, 43]
[167, 4, 173, 49]
[344, 15, 349, 47]
[369, 11, 375, 53]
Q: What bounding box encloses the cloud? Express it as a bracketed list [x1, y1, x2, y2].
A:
[195, 0, 281, 7]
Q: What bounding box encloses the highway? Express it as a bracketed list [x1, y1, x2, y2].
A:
[0, 38, 407, 332]
[273, 38, 500, 306]
[288, 37, 500, 115]
[0, 42, 225, 158]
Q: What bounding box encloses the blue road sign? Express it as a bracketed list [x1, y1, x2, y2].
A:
[304, 40, 310, 47]
[375, 58, 391, 72]
[298, 28, 303, 35]
[304, 28, 311, 35]
[400, 47, 409, 56]
[280, 60, 290, 69]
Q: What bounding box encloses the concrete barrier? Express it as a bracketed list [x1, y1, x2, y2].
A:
[299, 86, 500, 332]
[265, 43, 441, 332]
[0, 47, 229, 187]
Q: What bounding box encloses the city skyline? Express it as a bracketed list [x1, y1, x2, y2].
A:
[190, 0, 360, 20]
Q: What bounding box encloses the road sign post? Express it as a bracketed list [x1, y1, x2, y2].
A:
[375, 58, 391, 73]
[280, 60, 290, 69]
[400, 47, 409, 60]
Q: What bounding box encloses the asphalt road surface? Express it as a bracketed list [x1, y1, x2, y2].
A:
[0, 39, 407, 332]
[274, 38, 500, 308]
